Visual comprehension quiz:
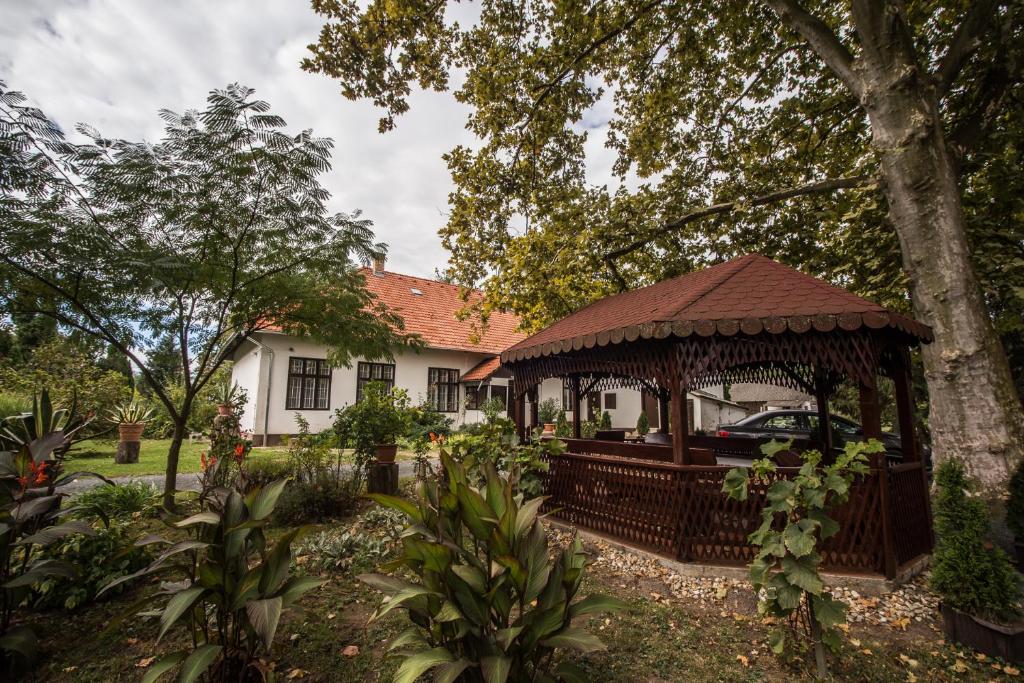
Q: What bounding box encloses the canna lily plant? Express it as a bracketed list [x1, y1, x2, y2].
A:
[361, 449, 624, 683]
[100, 478, 324, 683]
[0, 391, 108, 676]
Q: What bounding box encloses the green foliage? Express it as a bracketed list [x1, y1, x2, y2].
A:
[554, 410, 571, 438]
[336, 382, 412, 488]
[107, 396, 155, 425]
[32, 522, 151, 610]
[480, 396, 508, 425]
[295, 528, 392, 574]
[1007, 458, 1024, 540]
[212, 379, 244, 409]
[1, 81, 415, 507]
[635, 411, 650, 437]
[0, 338, 131, 434]
[406, 400, 454, 442]
[102, 478, 324, 681]
[241, 458, 295, 494]
[361, 448, 624, 682]
[580, 420, 597, 439]
[273, 475, 358, 527]
[72, 482, 161, 520]
[932, 459, 1021, 622]
[0, 393, 30, 420]
[538, 398, 560, 425]
[722, 439, 877, 677]
[0, 390, 106, 676]
[599, 410, 612, 430]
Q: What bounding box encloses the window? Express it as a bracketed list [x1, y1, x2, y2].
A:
[604, 393, 617, 410]
[562, 381, 576, 411]
[831, 416, 861, 435]
[286, 357, 331, 410]
[356, 361, 395, 402]
[428, 368, 460, 413]
[465, 384, 487, 411]
[490, 385, 508, 412]
[763, 414, 799, 430]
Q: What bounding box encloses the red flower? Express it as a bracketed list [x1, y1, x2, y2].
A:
[200, 452, 208, 471]
[429, 432, 437, 443]
[234, 443, 245, 461]
[32, 461, 49, 485]
[17, 475, 29, 492]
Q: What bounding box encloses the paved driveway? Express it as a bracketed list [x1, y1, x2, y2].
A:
[62, 459, 431, 495]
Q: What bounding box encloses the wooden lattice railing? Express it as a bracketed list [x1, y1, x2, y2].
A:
[541, 447, 933, 577]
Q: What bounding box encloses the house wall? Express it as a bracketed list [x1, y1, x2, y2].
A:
[697, 398, 749, 434]
[232, 332, 500, 442]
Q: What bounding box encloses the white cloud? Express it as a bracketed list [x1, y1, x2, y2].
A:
[0, 0, 477, 278]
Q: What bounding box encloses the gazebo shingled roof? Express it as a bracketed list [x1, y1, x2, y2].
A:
[502, 254, 931, 363]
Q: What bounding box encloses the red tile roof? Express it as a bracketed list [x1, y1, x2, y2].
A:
[361, 269, 526, 354]
[503, 254, 931, 362]
[461, 356, 503, 382]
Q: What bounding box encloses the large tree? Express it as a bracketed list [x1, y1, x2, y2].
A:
[304, 0, 1024, 493]
[0, 82, 414, 507]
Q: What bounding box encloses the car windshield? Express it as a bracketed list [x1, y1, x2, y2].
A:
[762, 414, 799, 429]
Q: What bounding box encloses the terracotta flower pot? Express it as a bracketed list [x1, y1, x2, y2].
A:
[375, 443, 399, 463]
[941, 603, 1024, 663]
[542, 423, 556, 435]
[217, 403, 233, 417]
[118, 422, 145, 442]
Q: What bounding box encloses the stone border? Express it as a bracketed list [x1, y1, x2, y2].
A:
[545, 517, 930, 598]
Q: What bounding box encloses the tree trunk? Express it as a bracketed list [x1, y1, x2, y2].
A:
[164, 415, 188, 510]
[862, 72, 1024, 497]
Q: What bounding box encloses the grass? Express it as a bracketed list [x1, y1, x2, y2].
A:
[19, 492, 1022, 683]
[64, 439, 426, 478]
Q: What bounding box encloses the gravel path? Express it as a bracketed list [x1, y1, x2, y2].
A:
[62, 459, 430, 495]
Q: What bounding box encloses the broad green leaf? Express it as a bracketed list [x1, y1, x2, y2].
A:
[374, 586, 437, 619]
[249, 479, 288, 521]
[366, 493, 423, 522]
[554, 661, 590, 683]
[781, 555, 823, 595]
[435, 600, 463, 622]
[158, 587, 206, 642]
[514, 495, 547, 537]
[139, 652, 186, 683]
[812, 593, 847, 629]
[17, 519, 94, 546]
[721, 467, 749, 501]
[0, 625, 38, 662]
[176, 644, 221, 683]
[480, 655, 511, 683]
[246, 597, 283, 650]
[456, 483, 496, 541]
[808, 509, 840, 540]
[451, 564, 486, 593]
[388, 627, 429, 653]
[782, 522, 815, 558]
[568, 594, 626, 619]
[394, 647, 454, 683]
[769, 628, 786, 654]
[174, 512, 220, 528]
[540, 626, 606, 653]
[278, 576, 326, 607]
[495, 626, 524, 650]
[433, 658, 473, 683]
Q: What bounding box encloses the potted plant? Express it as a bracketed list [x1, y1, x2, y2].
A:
[932, 459, 1024, 662]
[108, 398, 155, 464]
[214, 380, 242, 417]
[349, 381, 410, 464]
[636, 410, 650, 438]
[538, 398, 560, 435]
[1007, 458, 1024, 569]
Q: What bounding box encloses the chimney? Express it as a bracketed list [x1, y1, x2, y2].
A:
[372, 256, 385, 276]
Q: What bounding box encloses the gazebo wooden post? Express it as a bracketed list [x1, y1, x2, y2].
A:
[670, 383, 691, 465]
[892, 350, 921, 462]
[512, 383, 526, 441]
[813, 374, 833, 454]
[658, 395, 670, 436]
[571, 376, 582, 439]
[530, 384, 539, 434]
[860, 378, 896, 579]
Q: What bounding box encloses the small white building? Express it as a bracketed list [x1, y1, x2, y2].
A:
[230, 262, 526, 445]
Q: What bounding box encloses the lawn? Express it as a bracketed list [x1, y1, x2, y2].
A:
[64, 438, 423, 478]
[20, 494, 1022, 683]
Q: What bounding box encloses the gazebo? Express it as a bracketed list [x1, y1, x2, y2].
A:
[501, 254, 933, 579]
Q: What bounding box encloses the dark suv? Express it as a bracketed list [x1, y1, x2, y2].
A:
[717, 409, 927, 461]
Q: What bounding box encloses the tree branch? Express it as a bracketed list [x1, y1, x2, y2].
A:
[935, 0, 1000, 95]
[603, 174, 876, 267]
[762, 0, 862, 96]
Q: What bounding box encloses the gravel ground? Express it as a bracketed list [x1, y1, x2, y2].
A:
[62, 459, 431, 495]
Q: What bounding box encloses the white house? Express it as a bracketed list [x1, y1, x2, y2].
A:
[232, 260, 751, 444]
[231, 261, 526, 445]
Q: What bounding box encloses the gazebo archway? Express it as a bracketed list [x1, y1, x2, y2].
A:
[501, 255, 933, 579]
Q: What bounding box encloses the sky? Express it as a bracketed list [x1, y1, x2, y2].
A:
[1, 0, 621, 280]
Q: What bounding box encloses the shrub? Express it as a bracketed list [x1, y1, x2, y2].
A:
[599, 410, 612, 429]
[361, 449, 624, 682]
[636, 411, 650, 437]
[406, 400, 454, 441]
[932, 458, 1021, 622]
[295, 528, 391, 573]
[1007, 458, 1024, 540]
[285, 415, 337, 485]
[722, 439, 877, 678]
[33, 522, 151, 610]
[72, 482, 160, 519]
[101, 479, 324, 682]
[242, 458, 294, 494]
[581, 420, 597, 439]
[554, 410, 571, 438]
[538, 398, 560, 425]
[273, 475, 357, 526]
[360, 505, 406, 541]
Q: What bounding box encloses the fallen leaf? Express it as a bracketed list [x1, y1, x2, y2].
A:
[62, 667, 77, 673]
[342, 645, 359, 657]
[736, 655, 749, 667]
[1005, 664, 1020, 676]
[891, 617, 910, 631]
[952, 660, 969, 673]
[287, 669, 307, 679]
[716, 586, 728, 600]
[327, 613, 336, 620]
[906, 672, 917, 683]
[126, 638, 139, 646]
[975, 652, 988, 662]
[136, 657, 155, 668]
[861, 648, 873, 656]
[850, 638, 862, 648]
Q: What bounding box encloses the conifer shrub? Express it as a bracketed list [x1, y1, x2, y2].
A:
[931, 459, 1021, 622]
[599, 410, 612, 429]
[636, 411, 650, 437]
[554, 410, 571, 438]
[1006, 458, 1024, 541]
